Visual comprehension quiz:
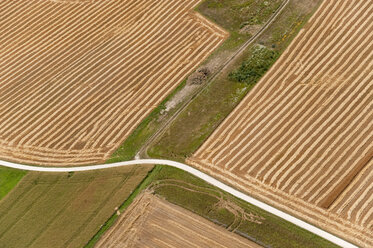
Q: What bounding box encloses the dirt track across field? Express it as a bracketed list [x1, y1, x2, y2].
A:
[95, 192, 261, 248]
[0, 0, 227, 166]
[188, 0, 373, 247]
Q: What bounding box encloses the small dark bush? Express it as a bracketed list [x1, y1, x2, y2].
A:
[229, 45, 279, 85]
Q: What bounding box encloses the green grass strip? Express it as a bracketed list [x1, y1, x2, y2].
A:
[0, 167, 26, 201]
[84, 166, 161, 248]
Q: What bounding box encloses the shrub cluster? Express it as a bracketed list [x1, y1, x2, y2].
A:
[229, 45, 279, 84]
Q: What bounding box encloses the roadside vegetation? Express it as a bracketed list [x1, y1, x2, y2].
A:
[148, 0, 321, 161]
[229, 45, 279, 84]
[150, 166, 338, 248]
[89, 165, 338, 248]
[0, 168, 26, 201]
[107, 0, 291, 163]
[0, 165, 151, 248]
[107, 80, 187, 163]
[197, 0, 282, 52]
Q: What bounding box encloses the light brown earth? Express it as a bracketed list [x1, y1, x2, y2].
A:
[0, 0, 227, 166]
[188, 0, 373, 247]
[96, 192, 261, 248]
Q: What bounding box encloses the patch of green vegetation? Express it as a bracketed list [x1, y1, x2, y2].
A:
[197, 0, 282, 31]
[149, 166, 338, 248]
[88, 165, 337, 248]
[229, 45, 279, 84]
[259, 0, 321, 52]
[149, 0, 321, 161]
[147, 76, 251, 161]
[197, 0, 282, 52]
[85, 166, 159, 248]
[0, 167, 26, 201]
[107, 80, 187, 163]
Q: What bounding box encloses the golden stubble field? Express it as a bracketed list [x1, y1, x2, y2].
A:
[0, 0, 227, 166]
[188, 0, 373, 246]
[96, 192, 261, 248]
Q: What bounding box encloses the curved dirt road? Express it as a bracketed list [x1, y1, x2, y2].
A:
[0, 158, 356, 248]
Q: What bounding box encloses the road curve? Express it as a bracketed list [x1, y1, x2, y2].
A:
[0, 158, 355, 248]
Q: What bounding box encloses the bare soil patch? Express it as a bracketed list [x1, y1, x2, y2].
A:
[96, 192, 261, 248]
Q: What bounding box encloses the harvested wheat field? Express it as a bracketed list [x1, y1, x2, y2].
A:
[188, 0, 373, 246]
[96, 192, 261, 248]
[329, 158, 373, 229]
[0, 0, 227, 166]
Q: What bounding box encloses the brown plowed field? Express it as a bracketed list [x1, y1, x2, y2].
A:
[96, 192, 261, 248]
[0, 0, 227, 166]
[188, 0, 373, 246]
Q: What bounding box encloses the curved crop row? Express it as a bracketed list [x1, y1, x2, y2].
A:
[0, 0, 227, 165]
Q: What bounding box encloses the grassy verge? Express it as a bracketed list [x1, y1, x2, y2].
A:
[148, 44, 281, 160]
[147, 166, 338, 248]
[196, 0, 282, 53]
[0, 168, 26, 201]
[87, 165, 338, 247]
[107, 80, 187, 163]
[149, 0, 321, 161]
[84, 166, 160, 248]
[106, 0, 287, 163]
[106, 1, 284, 163]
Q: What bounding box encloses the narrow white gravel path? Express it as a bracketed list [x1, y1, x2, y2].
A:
[0, 158, 356, 248]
